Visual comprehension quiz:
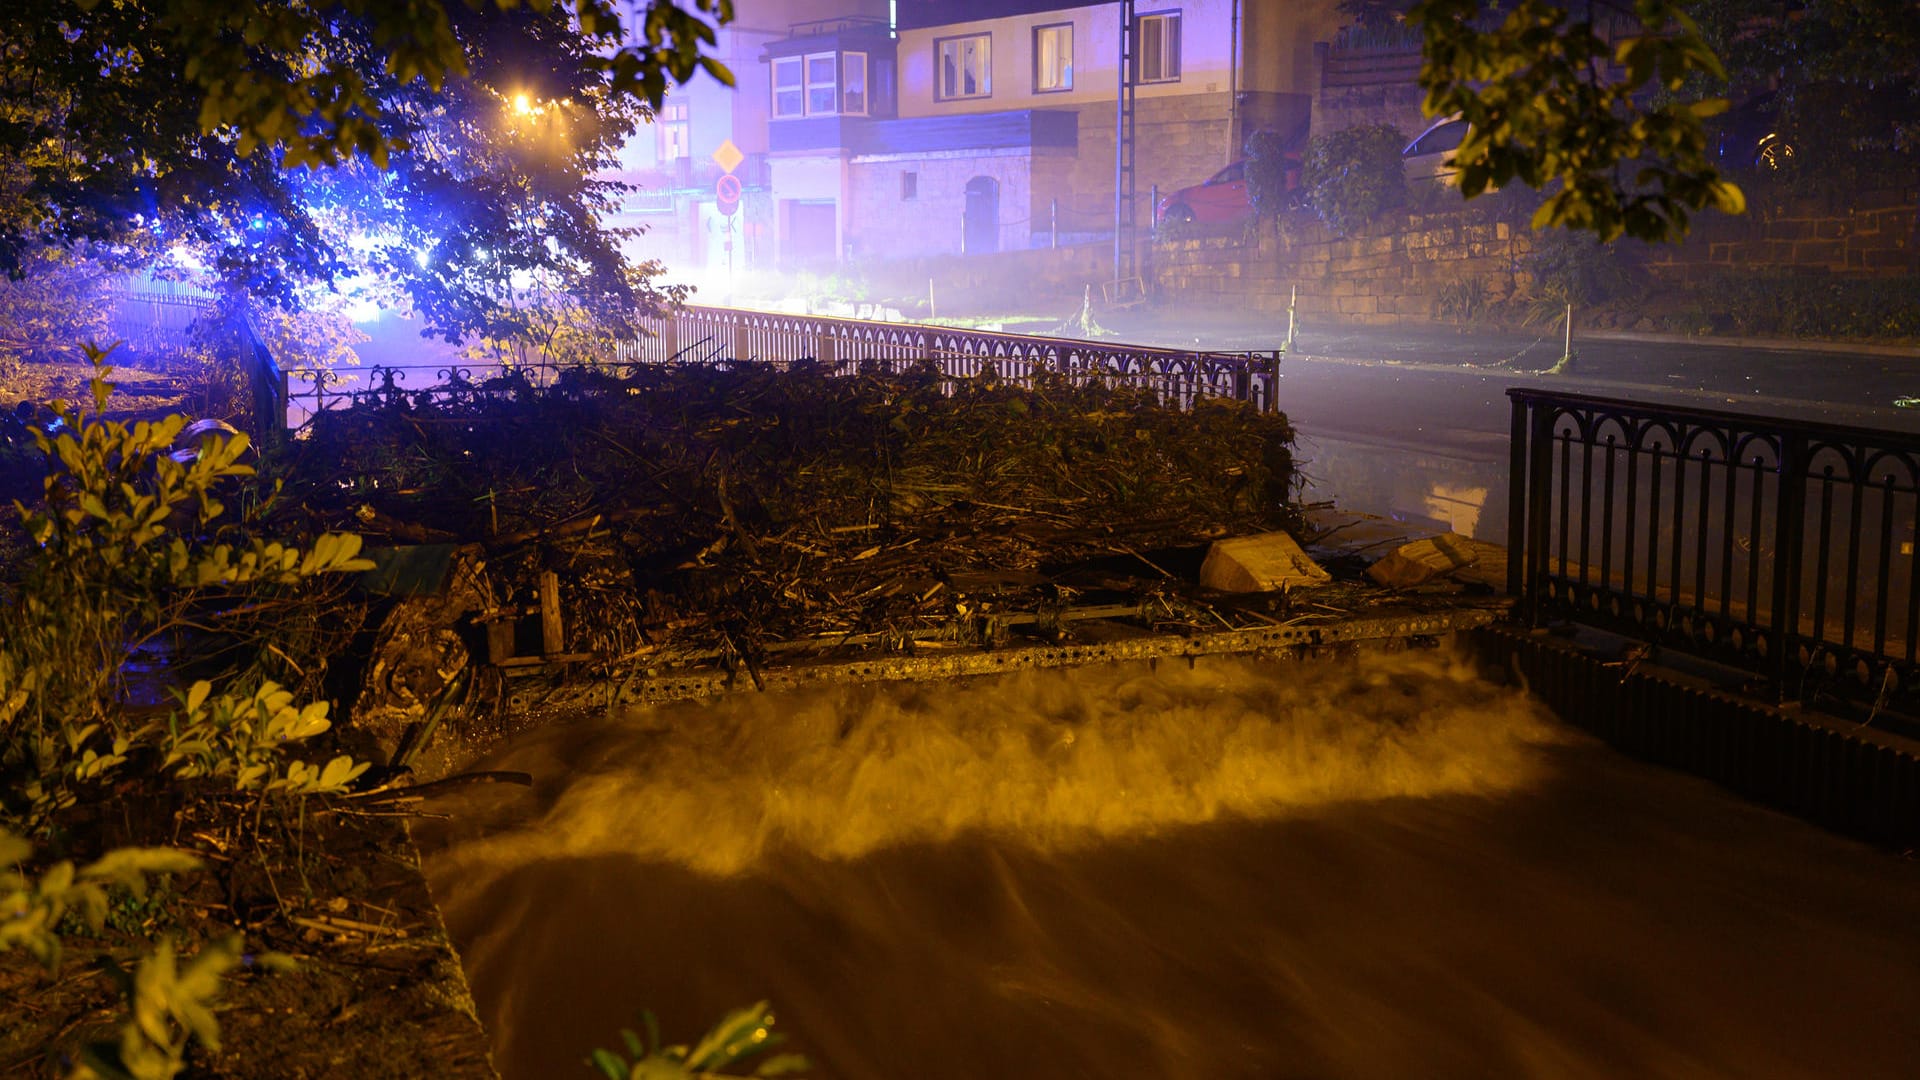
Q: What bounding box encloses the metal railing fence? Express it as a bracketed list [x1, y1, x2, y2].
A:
[618, 305, 1283, 413]
[1509, 388, 1920, 706]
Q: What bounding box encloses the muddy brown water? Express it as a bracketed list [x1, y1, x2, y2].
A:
[416, 652, 1920, 1079]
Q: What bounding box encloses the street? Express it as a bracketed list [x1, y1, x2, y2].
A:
[1084, 306, 1920, 537]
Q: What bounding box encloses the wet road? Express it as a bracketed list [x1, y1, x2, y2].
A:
[1096, 312, 1920, 457]
[417, 654, 1920, 1080]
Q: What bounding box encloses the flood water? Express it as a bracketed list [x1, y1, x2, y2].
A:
[416, 651, 1920, 1079]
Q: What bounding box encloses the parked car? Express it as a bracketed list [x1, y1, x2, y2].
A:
[1155, 152, 1303, 227]
[1402, 115, 1469, 185]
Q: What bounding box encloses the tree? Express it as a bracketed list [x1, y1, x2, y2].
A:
[0, 0, 734, 345]
[1407, 0, 1745, 242]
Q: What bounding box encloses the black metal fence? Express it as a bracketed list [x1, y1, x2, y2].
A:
[620, 305, 1283, 412]
[267, 307, 1281, 433]
[1508, 388, 1920, 706]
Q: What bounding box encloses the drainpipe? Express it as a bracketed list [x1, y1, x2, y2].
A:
[1228, 0, 1240, 163]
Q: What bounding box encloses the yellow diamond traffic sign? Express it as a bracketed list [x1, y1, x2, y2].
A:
[711, 138, 744, 175]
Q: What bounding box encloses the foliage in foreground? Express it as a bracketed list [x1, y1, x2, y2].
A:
[1408, 0, 1745, 242]
[2, 350, 375, 1076]
[591, 1002, 808, 1080]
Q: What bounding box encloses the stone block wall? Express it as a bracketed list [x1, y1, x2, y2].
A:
[1639, 191, 1917, 282]
[1149, 188, 1917, 326]
[1149, 209, 1531, 325]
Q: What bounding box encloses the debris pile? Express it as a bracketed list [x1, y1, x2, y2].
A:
[295, 363, 1297, 662]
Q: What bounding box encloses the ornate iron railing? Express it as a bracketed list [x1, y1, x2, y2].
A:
[1508, 388, 1920, 706]
[618, 305, 1283, 412]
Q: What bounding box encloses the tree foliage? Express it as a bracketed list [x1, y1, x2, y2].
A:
[1407, 0, 1746, 242]
[0, 0, 735, 344]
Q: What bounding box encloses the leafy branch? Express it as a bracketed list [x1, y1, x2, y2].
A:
[1408, 0, 1746, 241]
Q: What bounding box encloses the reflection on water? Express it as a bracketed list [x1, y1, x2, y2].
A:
[417, 652, 1920, 1080]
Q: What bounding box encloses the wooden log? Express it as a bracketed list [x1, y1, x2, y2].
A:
[539, 570, 564, 655]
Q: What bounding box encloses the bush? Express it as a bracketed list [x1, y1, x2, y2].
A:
[1300, 124, 1409, 236]
[1520, 229, 1647, 308]
[1243, 130, 1295, 220]
[1705, 272, 1920, 340]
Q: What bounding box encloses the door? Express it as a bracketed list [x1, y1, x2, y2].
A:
[785, 200, 836, 267]
[963, 176, 999, 255]
[1192, 161, 1249, 222]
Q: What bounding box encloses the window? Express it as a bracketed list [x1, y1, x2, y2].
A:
[656, 102, 690, 162]
[806, 52, 838, 115]
[901, 171, 917, 199]
[1033, 23, 1072, 93]
[1136, 12, 1181, 84]
[1407, 119, 1468, 157]
[872, 58, 897, 116]
[936, 33, 991, 100]
[773, 56, 803, 117]
[844, 51, 868, 115]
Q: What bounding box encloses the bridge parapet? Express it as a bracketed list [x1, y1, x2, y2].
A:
[1509, 388, 1920, 716]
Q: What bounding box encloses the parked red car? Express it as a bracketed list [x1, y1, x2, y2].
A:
[1155, 153, 1303, 227]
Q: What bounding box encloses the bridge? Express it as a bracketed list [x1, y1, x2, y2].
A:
[235, 303, 1920, 848]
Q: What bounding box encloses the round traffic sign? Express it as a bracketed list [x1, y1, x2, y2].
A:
[715, 173, 742, 216]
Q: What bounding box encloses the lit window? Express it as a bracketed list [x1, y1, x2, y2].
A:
[806, 51, 837, 115]
[844, 52, 868, 115]
[773, 56, 803, 117]
[656, 102, 690, 161]
[937, 33, 991, 100]
[1034, 24, 1072, 93]
[1136, 12, 1181, 84]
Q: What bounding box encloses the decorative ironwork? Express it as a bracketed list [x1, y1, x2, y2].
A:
[1509, 388, 1920, 709]
[262, 306, 1282, 440]
[619, 304, 1281, 412]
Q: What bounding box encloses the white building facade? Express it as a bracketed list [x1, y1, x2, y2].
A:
[764, 0, 1343, 266]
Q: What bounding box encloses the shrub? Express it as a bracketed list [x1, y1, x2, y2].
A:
[1243, 130, 1295, 220]
[1520, 229, 1647, 308]
[1, 350, 374, 1078]
[1300, 124, 1409, 236]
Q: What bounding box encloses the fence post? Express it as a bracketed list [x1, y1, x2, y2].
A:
[1524, 404, 1555, 625]
[663, 315, 679, 362]
[1769, 432, 1809, 697]
[1050, 198, 1058, 249]
[815, 330, 835, 367]
[1507, 395, 1529, 600]
[733, 321, 750, 363]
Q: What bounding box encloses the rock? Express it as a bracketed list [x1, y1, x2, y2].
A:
[1367, 532, 1507, 589]
[1199, 531, 1332, 593]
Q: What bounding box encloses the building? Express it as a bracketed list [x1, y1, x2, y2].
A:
[763, 0, 1343, 268]
[604, 0, 888, 281]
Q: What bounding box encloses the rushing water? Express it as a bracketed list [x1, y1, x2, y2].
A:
[417, 651, 1920, 1079]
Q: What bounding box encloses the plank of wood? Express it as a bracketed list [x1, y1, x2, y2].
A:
[539, 570, 564, 655]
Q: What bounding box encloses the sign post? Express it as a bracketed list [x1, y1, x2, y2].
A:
[711, 139, 746, 299]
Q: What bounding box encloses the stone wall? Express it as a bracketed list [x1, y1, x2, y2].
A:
[1150, 210, 1530, 324]
[1640, 190, 1918, 281]
[1148, 188, 1918, 325]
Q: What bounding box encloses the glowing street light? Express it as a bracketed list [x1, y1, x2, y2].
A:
[512, 92, 535, 116]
